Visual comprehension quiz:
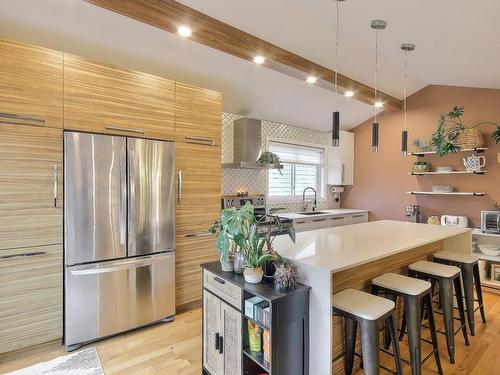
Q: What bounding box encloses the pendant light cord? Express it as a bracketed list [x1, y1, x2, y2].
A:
[403, 50, 408, 131]
[335, 0, 339, 97]
[374, 28, 379, 122]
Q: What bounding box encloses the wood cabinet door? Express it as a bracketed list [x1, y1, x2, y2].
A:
[175, 142, 221, 310]
[0, 39, 63, 128]
[221, 301, 242, 375]
[203, 291, 222, 375]
[0, 124, 63, 250]
[0, 244, 63, 354]
[175, 83, 222, 147]
[63, 54, 175, 140]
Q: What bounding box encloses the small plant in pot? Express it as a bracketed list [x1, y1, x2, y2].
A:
[274, 261, 297, 290]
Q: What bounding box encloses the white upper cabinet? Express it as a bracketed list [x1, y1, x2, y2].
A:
[327, 131, 354, 186]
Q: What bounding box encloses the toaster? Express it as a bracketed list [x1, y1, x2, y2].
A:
[481, 211, 500, 234]
[441, 215, 468, 228]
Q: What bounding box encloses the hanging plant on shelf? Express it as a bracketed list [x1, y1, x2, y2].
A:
[257, 151, 283, 175]
[430, 106, 500, 156]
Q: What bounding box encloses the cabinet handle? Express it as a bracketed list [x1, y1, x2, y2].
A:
[352, 214, 364, 218]
[0, 251, 46, 260]
[342, 164, 345, 183]
[105, 125, 145, 134]
[296, 221, 306, 224]
[178, 170, 183, 204]
[53, 165, 58, 207]
[219, 335, 224, 354]
[313, 218, 326, 222]
[185, 231, 214, 238]
[0, 112, 45, 126]
[215, 332, 220, 350]
[185, 136, 215, 147]
[331, 217, 344, 220]
[213, 276, 225, 284]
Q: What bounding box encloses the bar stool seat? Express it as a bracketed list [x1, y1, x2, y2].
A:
[373, 272, 430, 295]
[371, 273, 442, 375]
[333, 288, 395, 320]
[433, 250, 486, 336]
[410, 260, 461, 278]
[433, 250, 479, 264]
[333, 289, 402, 375]
[408, 260, 469, 364]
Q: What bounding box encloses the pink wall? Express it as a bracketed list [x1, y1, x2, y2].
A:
[343, 85, 500, 227]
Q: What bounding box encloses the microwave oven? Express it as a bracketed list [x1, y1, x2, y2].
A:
[481, 211, 500, 234]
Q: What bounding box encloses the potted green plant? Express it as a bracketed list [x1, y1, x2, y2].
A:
[430, 106, 500, 156]
[211, 202, 256, 272]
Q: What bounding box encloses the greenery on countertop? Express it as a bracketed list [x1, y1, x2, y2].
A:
[430, 106, 500, 156]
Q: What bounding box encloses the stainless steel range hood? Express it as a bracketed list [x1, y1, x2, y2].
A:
[222, 117, 282, 170]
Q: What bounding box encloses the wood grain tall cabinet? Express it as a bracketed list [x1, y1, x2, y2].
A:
[175, 83, 222, 312]
[0, 39, 64, 354]
[63, 54, 175, 140]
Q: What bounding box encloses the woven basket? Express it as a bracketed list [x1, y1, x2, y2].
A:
[454, 129, 484, 149]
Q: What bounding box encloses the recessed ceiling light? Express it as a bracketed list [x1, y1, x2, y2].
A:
[306, 76, 317, 84]
[253, 55, 265, 64]
[177, 26, 192, 37]
[374, 101, 384, 108]
[344, 91, 354, 97]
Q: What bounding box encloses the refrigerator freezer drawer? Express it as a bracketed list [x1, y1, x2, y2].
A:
[65, 252, 175, 347]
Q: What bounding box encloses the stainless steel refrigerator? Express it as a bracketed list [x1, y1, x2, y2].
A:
[64, 132, 175, 350]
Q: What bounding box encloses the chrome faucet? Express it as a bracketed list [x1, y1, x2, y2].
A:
[302, 187, 317, 212]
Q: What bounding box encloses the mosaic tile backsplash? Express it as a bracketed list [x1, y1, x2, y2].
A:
[221, 112, 339, 212]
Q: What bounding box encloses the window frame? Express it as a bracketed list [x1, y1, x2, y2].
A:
[265, 138, 326, 204]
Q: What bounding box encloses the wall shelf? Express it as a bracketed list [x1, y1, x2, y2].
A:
[410, 147, 488, 157]
[410, 170, 486, 176]
[407, 191, 485, 196]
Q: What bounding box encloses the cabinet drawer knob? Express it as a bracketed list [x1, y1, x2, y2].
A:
[213, 276, 225, 284]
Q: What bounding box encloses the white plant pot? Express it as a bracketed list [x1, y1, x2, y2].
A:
[221, 259, 234, 272]
[244, 267, 263, 284]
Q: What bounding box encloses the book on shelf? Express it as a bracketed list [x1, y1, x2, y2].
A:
[263, 329, 271, 363]
[245, 296, 263, 319]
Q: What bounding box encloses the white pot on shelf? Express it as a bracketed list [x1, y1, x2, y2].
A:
[244, 267, 263, 284]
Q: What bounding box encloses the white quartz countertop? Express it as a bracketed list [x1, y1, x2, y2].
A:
[278, 208, 369, 220]
[273, 220, 471, 273]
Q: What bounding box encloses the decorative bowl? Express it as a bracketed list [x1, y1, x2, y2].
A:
[478, 244, 500, 257]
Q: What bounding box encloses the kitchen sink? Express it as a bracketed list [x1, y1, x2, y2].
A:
[299, 211, 328, 215]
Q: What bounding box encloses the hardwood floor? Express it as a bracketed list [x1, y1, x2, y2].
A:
[0, 293, 498, 374]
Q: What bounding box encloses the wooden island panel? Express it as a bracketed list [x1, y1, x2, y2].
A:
[331, 240, 444, 374]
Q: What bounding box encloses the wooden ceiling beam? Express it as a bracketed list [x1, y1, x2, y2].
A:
[85, 0, 402, 111]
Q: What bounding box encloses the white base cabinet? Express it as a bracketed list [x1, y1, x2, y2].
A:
[292, 212, 368, 233]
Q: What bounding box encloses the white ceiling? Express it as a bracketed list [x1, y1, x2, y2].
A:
[0, 1, 498, 131]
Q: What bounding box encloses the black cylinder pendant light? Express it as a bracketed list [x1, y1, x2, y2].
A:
[372, 122, 379, 152]
[332, 111, 340, 146]
[331, 0, 345, 146]
[370, 20, 386, 152]
[401, 43, 415, 156]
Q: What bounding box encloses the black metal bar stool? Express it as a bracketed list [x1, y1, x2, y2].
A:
[371, 273, 443, 375]
[333, 288, 403, 375]
[407, 260, 469, 364]
[433, 250, 486, 336]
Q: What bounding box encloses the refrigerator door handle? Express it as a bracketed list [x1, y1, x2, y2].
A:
[178, 170, 183, 205]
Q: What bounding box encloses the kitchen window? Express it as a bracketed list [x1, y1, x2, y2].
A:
[267, 141, 325, 202]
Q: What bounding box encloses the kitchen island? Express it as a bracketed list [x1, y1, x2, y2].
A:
[272, 220, 472, 375]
